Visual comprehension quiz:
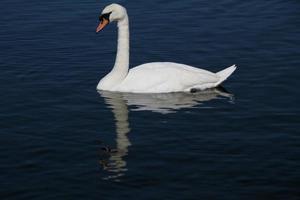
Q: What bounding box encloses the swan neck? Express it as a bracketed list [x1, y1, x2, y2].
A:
[97, 16, 130, 91]
[113, 17, 129, 75]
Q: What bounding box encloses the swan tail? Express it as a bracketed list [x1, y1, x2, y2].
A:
[215, 64, 237, 86]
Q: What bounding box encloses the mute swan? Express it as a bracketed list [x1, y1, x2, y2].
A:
[96, 4, 236, 93]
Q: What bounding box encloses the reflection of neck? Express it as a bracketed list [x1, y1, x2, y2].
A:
[112, 94, 131, 151]
[104, 92, 131, 173]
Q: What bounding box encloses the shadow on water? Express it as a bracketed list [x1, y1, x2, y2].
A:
[98, 88, 234, 181]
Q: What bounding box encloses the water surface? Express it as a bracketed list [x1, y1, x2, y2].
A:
[1, 0, 299, 199]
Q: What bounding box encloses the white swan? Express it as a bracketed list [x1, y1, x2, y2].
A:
[96, 4, 236, 93]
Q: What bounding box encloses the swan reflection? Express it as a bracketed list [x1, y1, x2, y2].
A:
[99, 88, 233, 181]
[99, 92, 131, 181]
[100, 88, 233, 114]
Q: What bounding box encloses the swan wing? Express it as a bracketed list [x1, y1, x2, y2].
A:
[113, 62, 220, 93]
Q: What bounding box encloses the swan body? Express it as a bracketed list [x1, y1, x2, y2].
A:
[96, 4, 236, 93]
[101, 62, 236, 93]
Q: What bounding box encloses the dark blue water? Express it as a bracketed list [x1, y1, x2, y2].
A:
[1, 0, 300, 199]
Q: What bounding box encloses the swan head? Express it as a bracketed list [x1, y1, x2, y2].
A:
[96, 4, 127, 32]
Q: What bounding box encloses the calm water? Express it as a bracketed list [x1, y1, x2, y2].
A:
[1, 0, 300, 199]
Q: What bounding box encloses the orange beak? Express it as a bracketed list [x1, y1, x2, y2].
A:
[96, 18, 109, 33]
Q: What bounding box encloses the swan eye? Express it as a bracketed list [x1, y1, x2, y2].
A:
[99, 12, 112, 22]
